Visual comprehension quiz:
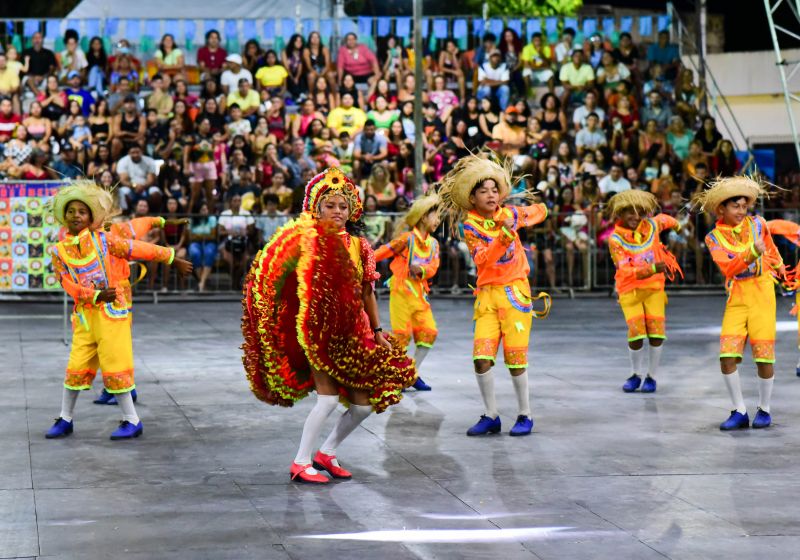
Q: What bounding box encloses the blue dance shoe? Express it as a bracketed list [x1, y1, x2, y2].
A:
[110, 421, 143, 440]
[467, 415, 501, 436]
[719, 411, 750, 431]
[622, 374, 642, 393]
[509, 415, 533, 436]
[45, 418, 73, 439]
[412, 377, 432, 391]
[751, 408, 772, 429]
[641, 376, 657, 393]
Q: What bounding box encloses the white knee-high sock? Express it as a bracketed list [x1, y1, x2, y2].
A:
[319, 404, 372, 456]
[60, 388, 80, 422]
[116, 391, 140, 424]
[294, 394, 339, 465]
[510, 369, 531, 417]
[629, 347, 645, 376]
[758, 376, 774, 413]
[475, 370, 498, 418]
[722, 369, 747, 414]
[414, 345, 431, 369]
[648, 344, 664, 378]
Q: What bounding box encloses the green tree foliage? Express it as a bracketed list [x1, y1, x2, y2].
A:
[486, 0, 583, 17]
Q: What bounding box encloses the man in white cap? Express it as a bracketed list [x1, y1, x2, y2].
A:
[221, 53, 253, 95]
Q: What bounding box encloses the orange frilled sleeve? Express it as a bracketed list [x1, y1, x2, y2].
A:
[105, 232, 175, 267]
[111, 217, 165, 240]
[50, 247, 99, 305]
[374, 232, 412, 263]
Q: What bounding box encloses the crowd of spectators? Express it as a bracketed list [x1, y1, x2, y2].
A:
[0, 23, 795, 292]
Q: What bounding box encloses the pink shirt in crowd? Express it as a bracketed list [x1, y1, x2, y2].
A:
[337, 45, 377, 77]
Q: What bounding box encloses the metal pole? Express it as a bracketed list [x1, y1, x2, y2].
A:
[413, 0, 424, 198]
[697, 0, 708, 114]
[764, 0, 800, 167]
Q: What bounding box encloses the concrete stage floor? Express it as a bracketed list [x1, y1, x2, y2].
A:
[3, 295, 800, 559]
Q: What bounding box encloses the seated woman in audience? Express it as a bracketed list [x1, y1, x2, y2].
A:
[638, 119, 667, 160]
[87, 142, 116, 179]
[366, 95, 398, 136]
[596, 51, 630, 100]
[675, 68, 703, 127]
[365, 162, 397, 210]
[666, 115, 691, 161]
[711, 139, 740, 176]
[612, 32, 640, 76]
[368, 78, 398, 111]
[303, 119, 325, 150]
[397, 72, 427, 104]
[310, 75, 336, 115]
[251, 116, 277, 159]
[546, 140, 578, 186]
[88, 98, 112, 149]
[196, 97, 226, 135]
[39, 75, 68, 122]
[363, 194, 391, 253]
[154, 34, 185, 85]
[339, 72, 365, 109]
[23, 101, 52, 153]
[438, 39, 466, 101]
[303, 31, 335, 93]
[478, 96, 500, 140]
[429, 74, 459, 124]
[447, 96, 481, 143]
[526, 116, 551, 158]
[254, 50, 288, 98]
[386, 119, 407, 161]
[535, 92, 567, 145]
[257, 143, 288, 188]
[200, 78, 226, 111]
[399, 100, 416, 142]
[86, 36, 108, 96]
[291, 98, 326, 139]
[694, 115, 723, 156]
[243, 40, 265, 74]
[58, 99, 83, 139]
[189, 201, 218, 292]
[265, 96, 287, 142]
[109, 52, 140, 93]
[261, 168, 293, 212]
[283, 34, 307, 99]
[608, 95, 640, 137]
[20, 149, 54, 180]
[682, 139, 709, 179]
[380, 34, 409, 89]
[173, 99, 195, 134]
[173, 78, 199, 112]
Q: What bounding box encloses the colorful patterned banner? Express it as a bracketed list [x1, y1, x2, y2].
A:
[0, 182, 65, 291]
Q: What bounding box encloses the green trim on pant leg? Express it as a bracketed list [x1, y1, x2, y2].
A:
[754, 359, 776, 364]
[416, 342, 434, 348]
[627, 335, 648, 342]
[648, 335, 666, 340]
[719, 353, 743, 359]
[105, 384, 136, 394]
[507, 364, 528, 369]
[473, 355, 496, 361]
[64, 384, 91, 391]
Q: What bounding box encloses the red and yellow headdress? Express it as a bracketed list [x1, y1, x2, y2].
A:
[302, 167, 363, 222]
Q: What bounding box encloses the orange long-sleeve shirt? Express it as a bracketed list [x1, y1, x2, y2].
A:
[463, 204, 548, 287]
[51, 228, 174, 307]
[705, 215, 783, 282]
[767, 219, 800, 247]
[609, 214, 680, 293]
[374, 228, 440, 297]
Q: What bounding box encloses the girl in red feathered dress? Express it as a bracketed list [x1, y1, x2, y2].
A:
[241, 167, 415, 484]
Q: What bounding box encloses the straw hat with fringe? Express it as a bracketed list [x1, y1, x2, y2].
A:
[49, 179, 117, 231]
[694, 175, 769, 216]
[607, 189, 660, 219]
[438, 152, 512, 212]
[398, 192, 440, 233]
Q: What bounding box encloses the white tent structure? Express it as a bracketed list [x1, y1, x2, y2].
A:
[66, 0, 334, 20]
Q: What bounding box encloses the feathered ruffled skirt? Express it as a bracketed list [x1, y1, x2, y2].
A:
[241, 217, 415, 413]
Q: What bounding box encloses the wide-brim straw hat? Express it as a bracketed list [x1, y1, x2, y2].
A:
[607, 189, 659, 218]
[694, 176, 768, 216]
[49, 179, 117, 231]
[404, 193, 440, 228]
[439, 153, 511, 211]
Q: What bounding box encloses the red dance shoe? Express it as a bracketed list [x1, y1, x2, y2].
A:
[312, 451, 353, 480]
[290, 462, 329, 484]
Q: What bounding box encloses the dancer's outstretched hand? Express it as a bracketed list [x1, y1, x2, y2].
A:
[375, 331, 392, 349]
[502, 217, 516, 231]
[653, 262, 667, 274]
[173, 258, 194, 277]
[96, 288, 118, 303]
